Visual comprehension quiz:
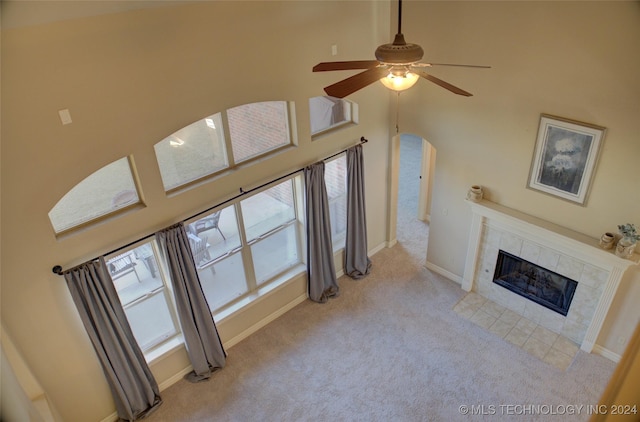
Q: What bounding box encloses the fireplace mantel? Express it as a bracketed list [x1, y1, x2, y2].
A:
[462, 199, 638, 353]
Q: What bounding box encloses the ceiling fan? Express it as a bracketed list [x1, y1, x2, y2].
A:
[312, 0, 490, 98]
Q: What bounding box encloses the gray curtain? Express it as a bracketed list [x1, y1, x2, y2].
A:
[305, 161, 339, 302]
[345, 144, 372, 278]
[156, 224, 226, 382]
[64, 259, 161, 421]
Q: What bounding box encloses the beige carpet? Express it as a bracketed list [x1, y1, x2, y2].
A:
[146, 137, 615, 421]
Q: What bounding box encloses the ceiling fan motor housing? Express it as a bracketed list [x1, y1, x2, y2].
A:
[375, 33, 424, 64]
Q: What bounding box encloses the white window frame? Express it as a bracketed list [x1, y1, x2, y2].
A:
[188, 175, 306, 318]
[225, 101, 297, 166]
[106, 239, 183, 361]
[154, 112, 229, 192]
[310, 96, 358, 138]
[154, 101, 297, 193]
[48, 156, 143, 236]
[324, 154, 348, 251]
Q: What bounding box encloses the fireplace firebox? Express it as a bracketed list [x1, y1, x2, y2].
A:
[493, 250, 578, 316]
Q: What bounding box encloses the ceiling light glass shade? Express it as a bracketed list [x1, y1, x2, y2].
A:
[169, 136, 184, 147]
[379, 72, 419, 92]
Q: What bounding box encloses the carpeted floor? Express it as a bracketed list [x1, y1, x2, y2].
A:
[146, 136, 615, 421]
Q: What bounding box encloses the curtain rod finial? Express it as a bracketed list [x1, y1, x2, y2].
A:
[360, 136, 368, 143]
[52, 265, 63, 275]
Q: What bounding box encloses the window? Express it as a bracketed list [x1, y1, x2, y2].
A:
[154, 113, 228, 191]
[227, 101, 292, 163]
[324, 155, 347, 250]
[153, 102, 295, 192]
[106, 241, 181, 354]
[309, 96, 357, 136]
[187, 177, 304, 314]
[48, 157, 141, 234]
[241, 182, 300, 284]
[187, 205, 248, 311]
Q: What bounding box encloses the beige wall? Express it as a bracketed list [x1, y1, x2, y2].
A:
[1, 2, 391, 420]
[2, 1, 639, 421]
[592, 321, 640, 422]
[398, 1, 640, 354]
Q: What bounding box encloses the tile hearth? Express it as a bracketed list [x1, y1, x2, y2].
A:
[463, 200, 638, 354]
[454, 292, 579, 371]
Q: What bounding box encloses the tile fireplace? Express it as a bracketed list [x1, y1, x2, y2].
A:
[462, 200, 638, 355]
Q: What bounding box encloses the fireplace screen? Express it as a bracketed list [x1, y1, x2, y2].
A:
[493, 250, 577, 316]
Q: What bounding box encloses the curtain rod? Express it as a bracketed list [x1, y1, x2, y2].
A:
[52, 136, 369, 275]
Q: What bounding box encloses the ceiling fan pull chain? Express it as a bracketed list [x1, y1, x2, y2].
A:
[395, 91, 401, 134]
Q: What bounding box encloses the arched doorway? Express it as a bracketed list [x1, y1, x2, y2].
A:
[387, 133, 435, 262]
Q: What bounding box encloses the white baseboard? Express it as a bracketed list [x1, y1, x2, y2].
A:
[222, 293, 308, 350]
[420, 257, 623, 364]
[418, 214, 431, 224]
[120, 291, 309, 421]
[100, 241, 395, 422]
[421, 260, 627, 365]
[220, 241, 388, 350]
[369, 241, 387, 256]
[100, 412, 118, 422]
[32, 394, 57, 422]
[425, 260, 463, 284]
[592, 344, 621, 363]
[220, 242, 387, 355]
[100, 409, 119, 422]
[159, 241, 387, 388]
[100, 362, 194, 422]
[158, 365, 194, 391]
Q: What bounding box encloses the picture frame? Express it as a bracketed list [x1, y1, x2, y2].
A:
[527, 114, 606, 206]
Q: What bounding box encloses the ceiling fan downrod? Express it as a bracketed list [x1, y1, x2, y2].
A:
[397, 0, 403, 35]
[375, 0, 424, 64]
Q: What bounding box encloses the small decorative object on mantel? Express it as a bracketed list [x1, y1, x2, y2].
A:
[615, 223, 639, 259]
[599, 232, 615, 250]
[466, 185, 483, 202]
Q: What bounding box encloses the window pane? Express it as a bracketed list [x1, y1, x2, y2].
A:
[241, 180, 295, 242]
[325, 156, 347, 245]
[227, 101, 290, 162]
[106, 242, 179, 352]
[251, 224, 300, 284]
[187, 205, 240, 262]
[192, 178, 303, 312]
[309, 96, 352, 135]
[48, 157, 140, 233]
[154, 113, 228, 190]
[109, 247, 162, 304]
[197, 252, 248, 312]
[189, 206, 249, 312]
[124, 292, 178, 350]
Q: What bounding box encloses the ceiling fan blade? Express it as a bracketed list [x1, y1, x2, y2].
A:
[313, 60, 380, 72]
[324, 67, 389, 98]
[414, 70, 473, 97]
[413, 62, 491, 69]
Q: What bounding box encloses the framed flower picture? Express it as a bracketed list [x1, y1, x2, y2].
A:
[527, 114, 606, 206]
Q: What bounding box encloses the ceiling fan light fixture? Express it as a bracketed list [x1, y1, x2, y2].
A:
[374, 34, 424, 64]
[379, 70, 419, 92]
[312, 0, 488, 98]
[169, 136, 185, 147]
